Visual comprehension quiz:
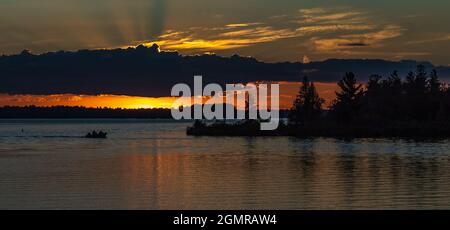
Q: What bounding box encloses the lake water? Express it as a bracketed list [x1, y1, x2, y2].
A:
[0, 119, 450, 209]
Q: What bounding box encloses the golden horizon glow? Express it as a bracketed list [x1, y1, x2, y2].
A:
[0, 94, 176, 109]
[0, 82, 339, 109]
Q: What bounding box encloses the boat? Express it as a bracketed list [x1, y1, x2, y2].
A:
[85, 130, 107, 139]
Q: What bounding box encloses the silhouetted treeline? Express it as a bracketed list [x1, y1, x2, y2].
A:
[0, 105, 291, 119]
[0, 106, 171, 119]
[289, 65, 450, 124]
[287, 65, 450, 137]
[189, 65, 450, 137]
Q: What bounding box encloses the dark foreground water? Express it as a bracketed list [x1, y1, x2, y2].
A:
[0, 119, 450, 209]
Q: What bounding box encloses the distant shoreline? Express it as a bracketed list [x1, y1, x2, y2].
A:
[0, 106, 173, 119]
[0, 106, 291, 119]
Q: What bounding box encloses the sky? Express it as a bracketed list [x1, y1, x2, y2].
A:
[0, 82, 340, 109]
[1, 0, 450, 65]
[0, 0, 449, 109]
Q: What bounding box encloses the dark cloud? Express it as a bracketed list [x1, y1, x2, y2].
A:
[338, 42, 370, 47]
[0, 45, 448, 97]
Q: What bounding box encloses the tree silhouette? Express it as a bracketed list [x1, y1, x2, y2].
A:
[384, 71, 404, 120]
[428, 69, 441, 95]
[437, 85, 450, 121]
[190, 65, 450, 137]
[361, 74, 383, 121]
[424, 69, 442, 120]
[331, 72, 365, 123]
[401, 65, 441, 120]
[361, 71, 405, 121]
[289, 76, 324, 124]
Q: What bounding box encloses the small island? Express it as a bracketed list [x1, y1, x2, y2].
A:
[187, 65, 450, 138]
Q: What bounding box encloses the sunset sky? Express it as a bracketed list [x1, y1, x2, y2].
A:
[1, 0, 449, 65]
[1, 0, 449, 109]
[0, 82, 340, 109]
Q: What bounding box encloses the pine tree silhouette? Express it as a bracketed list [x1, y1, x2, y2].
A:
[331, 72, 365, 123]
[289, 76, 324, 124]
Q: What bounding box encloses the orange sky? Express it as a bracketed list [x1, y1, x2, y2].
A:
[2, 2, 449, 65]
[0, 82, 339, 109]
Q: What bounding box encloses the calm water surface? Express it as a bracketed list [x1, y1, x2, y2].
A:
[0, 119, 450, 209]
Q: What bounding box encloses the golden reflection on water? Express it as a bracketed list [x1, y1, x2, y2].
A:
[99, 136, 450, 209]
[0, 121, 450, 209]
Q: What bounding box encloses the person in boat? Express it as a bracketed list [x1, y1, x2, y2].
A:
[98, 131, 106, 137]
[86, 130, 107, 138]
